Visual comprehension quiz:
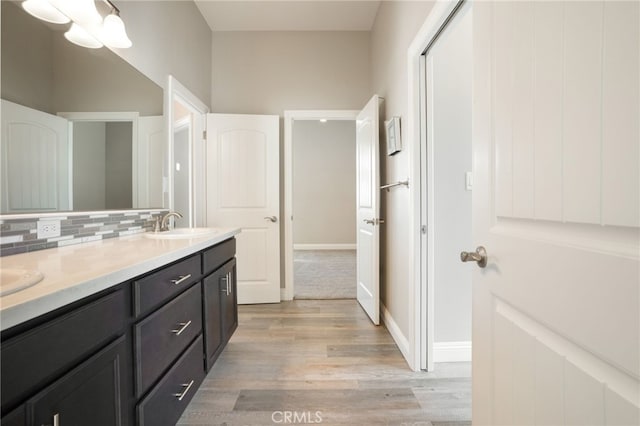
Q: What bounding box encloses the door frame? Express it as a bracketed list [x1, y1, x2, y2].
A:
[57, 111, 139, 210]
[282, 110, 359, 301]
[407, 0, 466, 371]
[165, 76, 209, 226]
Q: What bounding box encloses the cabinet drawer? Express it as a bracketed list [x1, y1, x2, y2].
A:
[137, 335, 205, 426]
[1, 289, 126, 412]
[202, 238, 235, 275]
[134, 254, 201, 317]
[135, 283, 202, 397]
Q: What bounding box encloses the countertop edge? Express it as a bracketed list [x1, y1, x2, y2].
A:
[0, 229, 240, 332]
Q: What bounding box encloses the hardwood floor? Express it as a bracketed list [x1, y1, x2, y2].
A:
[178, 300, 471, 425]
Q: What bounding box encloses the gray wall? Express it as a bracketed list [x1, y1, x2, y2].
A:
[1, 1, 54, 113]
[371, 1, 436, 339]
[293, 120, 356, 245]
[116, 1, 213, 108]
[211, 30, 371, 285]
[73, 122, 106, 211]
[105, 122, 133, 209]
[1, 1, 163, 116]
[211, 31, 371, 114]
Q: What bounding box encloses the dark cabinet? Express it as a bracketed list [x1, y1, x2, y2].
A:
[0, 237, 238, 426]
[27, 337, 128, 426]
[137, 336, 205, 426]
[134, 283, 203, 397]
[203, 258, 237, 371]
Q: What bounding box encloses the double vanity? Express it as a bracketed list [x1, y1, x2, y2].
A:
[0, 228, 240, 426]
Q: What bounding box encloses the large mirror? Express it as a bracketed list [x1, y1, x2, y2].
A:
[0, 1, 165, 214]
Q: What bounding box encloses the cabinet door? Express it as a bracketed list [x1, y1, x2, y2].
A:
[221, 258, 238, 342]
[27, 337, 128, 426]
[203, 268, 224, 371]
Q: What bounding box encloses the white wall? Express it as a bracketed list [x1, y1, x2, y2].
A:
[115, 1, 213, 107]
[293, 120, 356, 246]
[371, 1, 436, 343]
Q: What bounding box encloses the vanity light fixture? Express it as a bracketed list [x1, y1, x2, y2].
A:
[22, 0, 132, 49]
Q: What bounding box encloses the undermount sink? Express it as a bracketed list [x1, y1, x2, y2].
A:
[0, 269, 44, 297]
[144, 228, 221, 240]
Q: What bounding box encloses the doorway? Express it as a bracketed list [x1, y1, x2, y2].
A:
[283, 110, 359, 301]
[291, 119, 357, 299]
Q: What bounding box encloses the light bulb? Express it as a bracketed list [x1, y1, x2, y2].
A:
[64, 23, 103, 49]
[57, 0, 102, 25]
[101, 13, 132, 48]
[22, 0, 70, 24]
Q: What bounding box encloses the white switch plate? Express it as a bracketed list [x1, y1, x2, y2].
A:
[465, 171, 473, 191]
[37, 220, 61, 239]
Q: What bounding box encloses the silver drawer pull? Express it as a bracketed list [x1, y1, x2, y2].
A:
[171, 274, 192, 285]
[171, 320, 192, 336]
[173, 379, 195, 401]
[53, 413, 60, 426]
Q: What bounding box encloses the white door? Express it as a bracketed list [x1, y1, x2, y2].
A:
[1, 100, 70, 213]
[136, 115, 164, 208]
[356, 95, 381, 325]
[206, 114, 280, 304]
[472, 2, 639, 425]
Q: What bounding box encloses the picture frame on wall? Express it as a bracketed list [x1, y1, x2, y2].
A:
[385, 116, 401, 156]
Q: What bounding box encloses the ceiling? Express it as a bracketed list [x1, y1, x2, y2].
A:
[194, 1, 382, 32]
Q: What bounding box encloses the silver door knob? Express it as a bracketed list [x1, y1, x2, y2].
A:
[460, 246, 487, 268]
[264, 216, 277, 223]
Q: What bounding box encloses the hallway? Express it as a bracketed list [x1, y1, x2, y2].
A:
[178, 300, 471, 425]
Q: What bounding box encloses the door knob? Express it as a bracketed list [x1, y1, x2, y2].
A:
[460, 246, 487, 268]
[264, 216, 277, 223]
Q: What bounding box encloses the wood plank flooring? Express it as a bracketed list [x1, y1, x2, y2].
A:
[178, 300, 471, 425]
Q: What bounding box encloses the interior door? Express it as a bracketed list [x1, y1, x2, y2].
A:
[472, 2, 639, 425]
[1, 100, 70, 212]
[356, 95, 381, 325]
[206, 114, 280, 304]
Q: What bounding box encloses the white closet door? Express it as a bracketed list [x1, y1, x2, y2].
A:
[472, 2, 639, 425]
[1, 100, 70, 213]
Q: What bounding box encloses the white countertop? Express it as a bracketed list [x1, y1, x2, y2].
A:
[0, 228, 240, 331]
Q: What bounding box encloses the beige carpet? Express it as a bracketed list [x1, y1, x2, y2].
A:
[294, 250, 356, 299]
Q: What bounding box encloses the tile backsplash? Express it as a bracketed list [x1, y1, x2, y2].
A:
[0, 210, 167, 257]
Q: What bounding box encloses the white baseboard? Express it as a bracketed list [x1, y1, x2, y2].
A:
[381, 303, 412, 367]
[293, 244, 356, 250]
[433, 341, 472, 362]
[280, 287, 292, 301]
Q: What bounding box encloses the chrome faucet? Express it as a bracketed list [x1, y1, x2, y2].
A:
[159, 211, 183, 231]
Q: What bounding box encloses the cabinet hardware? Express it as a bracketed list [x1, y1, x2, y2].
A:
[51, 413, 60, 426]
[228, 271, 232, 295]
[220, 274, 228, 294]
[173, 379, 195, 401]
[171, 320, 192, 336]
[170, 274, 192, 285]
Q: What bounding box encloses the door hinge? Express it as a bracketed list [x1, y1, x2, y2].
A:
[202, 130, 207, 140]
[421, 225, 427, 234]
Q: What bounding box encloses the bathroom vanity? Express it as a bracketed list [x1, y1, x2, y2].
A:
[0, 229, 239, 426]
